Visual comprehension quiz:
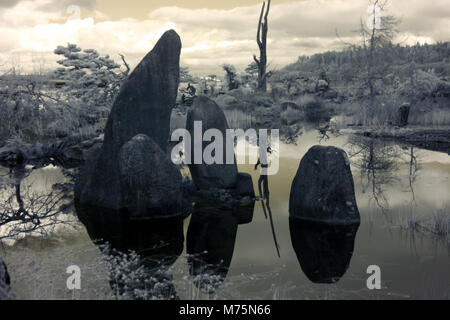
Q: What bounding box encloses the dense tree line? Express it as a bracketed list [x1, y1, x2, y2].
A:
[281, 41, 450, 83]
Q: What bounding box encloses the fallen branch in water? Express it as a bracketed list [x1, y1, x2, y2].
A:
[0, 133, 100, 168]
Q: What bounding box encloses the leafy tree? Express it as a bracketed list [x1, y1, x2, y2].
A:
[223, 64, 240, 90]
[180, 66, 194, 83]
[245, 62, 259, 78]
[52, 44, 128, 112]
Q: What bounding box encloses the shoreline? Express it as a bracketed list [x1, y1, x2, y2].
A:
[339, 126, 450, 154]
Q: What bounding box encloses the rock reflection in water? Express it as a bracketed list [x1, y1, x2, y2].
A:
[289, 218, 359, 284]
[186, 201, 254, 293]
[75, 201, 184, 300]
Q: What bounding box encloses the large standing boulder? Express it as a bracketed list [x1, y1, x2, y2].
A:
[289, 146, 360, 224]
[186, 96, 239, 190]
[75, 30, 182, 212]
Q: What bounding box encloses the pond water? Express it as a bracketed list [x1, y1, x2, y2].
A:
[1, 112, 449, 300]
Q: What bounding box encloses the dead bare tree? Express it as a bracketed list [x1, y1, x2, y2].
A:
[253, 0, 271, 92]
[359, 0, 399, 115]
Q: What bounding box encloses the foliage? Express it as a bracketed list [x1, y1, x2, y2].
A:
[52, 43, 128, 112]
[0, 44, 129, 144]
[296, 95, 332, 123]
[222, 64, 240, 90]
[100, 244, 178, 300]
[180, 66, 194, 83]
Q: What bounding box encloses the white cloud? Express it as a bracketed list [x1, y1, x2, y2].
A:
[0, 0, 448, 76]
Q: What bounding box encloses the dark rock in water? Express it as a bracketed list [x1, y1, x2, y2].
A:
[185, 173, 255, 213]
[188, 186, 255, 212]
[233, 200, 255, 225]
[186, 95, 238, 190]
[75, 201, 184, 299]
[397, 103, 410, 127]
[289, 146, 360, 224]
[0, 259, 16, 300]
[289, 218, 359, 283]
[75, 30, 182, 213]
[119, 134, 183, 219]
[235, 173, 255, 198]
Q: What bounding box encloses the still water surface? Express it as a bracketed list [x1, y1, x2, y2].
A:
[1, 112, 449, 300]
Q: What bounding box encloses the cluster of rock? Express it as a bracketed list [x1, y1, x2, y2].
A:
[75, 30, 254, 219]
[75, 30, 184, 219]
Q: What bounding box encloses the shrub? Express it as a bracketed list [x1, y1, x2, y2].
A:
[295, 95, 331, 123]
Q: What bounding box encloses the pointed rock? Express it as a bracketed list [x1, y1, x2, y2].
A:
[75, 30, 182, 213]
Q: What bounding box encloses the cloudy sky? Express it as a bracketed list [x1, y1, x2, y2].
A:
[1, 0, 449, 75]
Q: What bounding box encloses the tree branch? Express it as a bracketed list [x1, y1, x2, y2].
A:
[119, 54, 130, 75]
[256, 2, 265, 47]
[253, 54, 260, 66]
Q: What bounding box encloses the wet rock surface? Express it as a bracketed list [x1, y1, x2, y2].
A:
[289, 145, 360, 224]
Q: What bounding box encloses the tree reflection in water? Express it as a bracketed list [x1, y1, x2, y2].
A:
[0, 164, 74, 241]
[346, 136, 400, 215]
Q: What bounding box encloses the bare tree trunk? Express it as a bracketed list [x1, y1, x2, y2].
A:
[254, 0, 271, 92]
[368, 1, 378, 112]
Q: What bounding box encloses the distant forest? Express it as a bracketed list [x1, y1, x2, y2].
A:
[280, 41, 450, 83]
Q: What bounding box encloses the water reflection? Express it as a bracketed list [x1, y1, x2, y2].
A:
[404, 147, 420, 205]
[186, 201, 254, 293]
[346, 136, 400, 214]
[254, 158, 281, 258]
[289, 218, 359, 284]
[1, 109, 449, 299]
[75, 201, 184, 300]
[0, 164, 72, 241]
